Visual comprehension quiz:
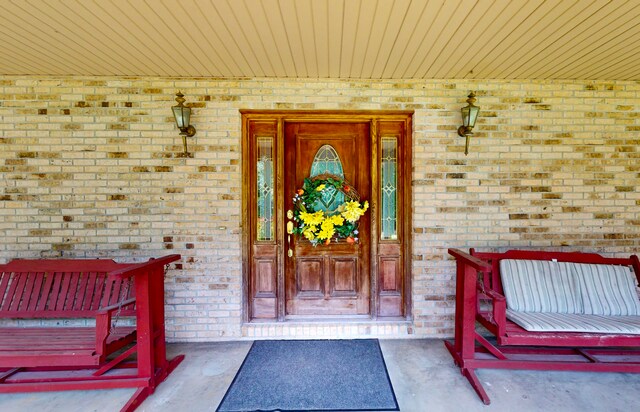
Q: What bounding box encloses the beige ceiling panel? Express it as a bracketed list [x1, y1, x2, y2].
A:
[495, 0, 615, 79]
[62, 1, 153, 76]
[427, 0, 498, 79]
[125, 0, 202, 75]
[402, 0, 455, 78]
[420, 0, 484, 78]
[385, 0, 432, 78]
[259, 0, 298, 78]
[0, 0, 637, 80]
[483, 0, 581, 79]
[188, 2, 238, 76]
[348, 0, 378, 78]
[0, 4, 90, 75]
[549, 10, 640, 80]
[278, 0, 309, 77]
[573, 30, 640, 80]
[0, 30, 63, 75]
[368, 0, 412, 79]
[457, 0, 546, 79]
[16, 0, 122, 75]
[90, 0, 186, 76]
[210, 0, 260, 76]
[295, 0, 319, 77]
[441, 0, 518, 79]
[311, 0, 331, 77]
[424, 0, 479, 78]
[67, 4, 162, 75]
[372, 0, 411, 79]
[469, 0, 563, 79]
[338, 0, 360, 78]
[153, 0, 227, 77]
[227, 0, 278, 76]
[605, 52, 640, 81]
[150, 0, 217, 76]
[361, 0, 401, 78]
[517, 1, 640, 79]
[326, 0, 343, 78]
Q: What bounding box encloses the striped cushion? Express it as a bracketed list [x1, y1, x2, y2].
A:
[572, 263, 640, 316]
[499, 259, 582, 313]
[506, 310, 640, 334]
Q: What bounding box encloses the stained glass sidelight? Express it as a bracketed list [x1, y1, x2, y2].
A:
[256, 137, 274, 241]
[381, 137, 397, 240]
[310, 145, 345, 212]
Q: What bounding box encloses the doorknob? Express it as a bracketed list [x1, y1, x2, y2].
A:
[287, 234, 293, 258]
[286, 212, 294, 258]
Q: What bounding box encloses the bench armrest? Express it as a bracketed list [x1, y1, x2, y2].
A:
[449, 248, 492, 271]
[107, 254, 180, 280]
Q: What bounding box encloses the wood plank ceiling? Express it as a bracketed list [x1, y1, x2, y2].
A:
[1, 0, 639, 80]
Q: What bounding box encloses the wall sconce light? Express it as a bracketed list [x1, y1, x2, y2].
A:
[457, 91, 480, 155]
[172, 91, 196, 154]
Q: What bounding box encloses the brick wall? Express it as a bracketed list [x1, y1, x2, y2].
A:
[1, 76, 638, 340]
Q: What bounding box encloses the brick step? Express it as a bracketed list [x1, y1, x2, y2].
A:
[242, 320, 414, 339]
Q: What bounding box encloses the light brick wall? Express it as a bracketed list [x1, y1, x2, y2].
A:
[1, 76, 638, 340]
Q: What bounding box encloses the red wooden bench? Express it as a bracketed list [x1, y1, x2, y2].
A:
[0, 254, 182, 412]
[446, 248, 640, 405]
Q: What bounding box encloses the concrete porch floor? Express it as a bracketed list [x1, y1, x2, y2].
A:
[1, 339, 639, 412]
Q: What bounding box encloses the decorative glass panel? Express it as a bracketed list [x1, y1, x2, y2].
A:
[310, 145, 345, 212]
[256, 137, 274, 241]
[381, 137, 397, 240]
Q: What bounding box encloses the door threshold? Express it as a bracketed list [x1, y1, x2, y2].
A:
[249, 316, 410, 324]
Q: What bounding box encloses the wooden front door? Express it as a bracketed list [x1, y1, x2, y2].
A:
[284, 122, 371, 317]
[242, 110, 412, 323]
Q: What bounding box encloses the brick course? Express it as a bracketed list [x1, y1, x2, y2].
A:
[1, 76, 638, 340]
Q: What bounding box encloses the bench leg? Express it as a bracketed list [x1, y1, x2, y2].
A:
[462, 368, 491, 405]
[119, 354, 185, 412]
[120, 387, 150, 412]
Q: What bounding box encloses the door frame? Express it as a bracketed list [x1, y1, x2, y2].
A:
[241, 110, 413, 322]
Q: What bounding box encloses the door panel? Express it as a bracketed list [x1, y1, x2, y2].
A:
[331, 258, 358, 295]
[284, 122, 371, 317]
[296, 258, 324, 296]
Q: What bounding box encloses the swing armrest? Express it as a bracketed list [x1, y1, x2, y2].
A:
[476, 284, 507, 337]
[98, 297, 136, 313]
[95, 297, 137, 357]
[479, 287, 506, 303]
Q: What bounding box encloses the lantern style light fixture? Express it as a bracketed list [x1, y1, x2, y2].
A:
[172, 91, 196, 154]
[457, 91, 480, 155]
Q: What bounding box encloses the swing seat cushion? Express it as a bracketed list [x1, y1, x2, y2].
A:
[500, 259, 640, 333]
[505, 311, 640, 334]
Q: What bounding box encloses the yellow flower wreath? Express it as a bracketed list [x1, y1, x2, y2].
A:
[292, 176, 368, 246]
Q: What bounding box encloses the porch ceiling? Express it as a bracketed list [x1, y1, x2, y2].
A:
[2, 0, 639, 81]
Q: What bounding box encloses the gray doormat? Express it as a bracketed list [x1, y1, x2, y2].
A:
[216, 339, 399, 412]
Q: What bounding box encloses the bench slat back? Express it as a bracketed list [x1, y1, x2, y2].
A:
[0, 259, 135, 318]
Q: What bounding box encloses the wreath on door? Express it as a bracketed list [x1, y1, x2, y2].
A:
[291, 173, 369, 246]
